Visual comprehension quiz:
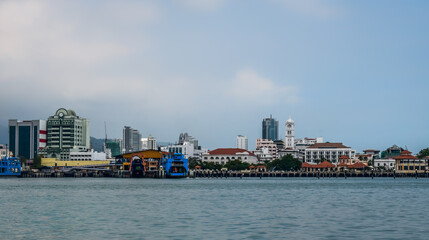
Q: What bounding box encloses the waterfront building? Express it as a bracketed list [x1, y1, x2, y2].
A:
[304, 142, 356, 164]
[278, 149, 300, 160]
[8, 119, 47, 159]
[168, 141, 194, 159]
[39, 108, 90, 160]
[202, 148, 259, 165]
[374, 158, 395, 170]
[394, 150, 426, 173]
[381, 145, 404, 159]
[123, 126, 142, 153]
[285, 117, 295, 149]
[262, 115, 278, 141]
[0, 144, 8, 159]
[70, 150, 107, 161]
[256, 138, 278, 158]
[237, 135, 248, 150]
[301, 161, 336, 172]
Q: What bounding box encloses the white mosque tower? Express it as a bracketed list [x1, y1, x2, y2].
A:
[285, 117, 295, 149]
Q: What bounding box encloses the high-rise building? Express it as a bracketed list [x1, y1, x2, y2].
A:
[40, 108, 90, 160]
[148, 135, 156, 150]
[123, 126, 141, 153]
[105, 141, 121, 157]
[285, 117, 295, 149]
[8, 119, 47, 159]
[178, 132, 199, 150]
[262, 115, 278, 141]
[236, 135, 248, 150]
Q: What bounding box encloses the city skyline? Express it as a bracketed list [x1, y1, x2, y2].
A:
[0, 0, 428, 153]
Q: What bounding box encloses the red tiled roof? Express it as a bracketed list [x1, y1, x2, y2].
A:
[356, 154, 372, 157]
[339, 155, 350, 159]
[348, 162, 367, 169]
[208, 148, 256, 156]
[401, 150, 412, 155]
[302, 162, 313, 168]
[363, 149, 379, 152]
[317, 161, 336, 168]
[394, 155, 418, 160]
[307, 143, 350, 149]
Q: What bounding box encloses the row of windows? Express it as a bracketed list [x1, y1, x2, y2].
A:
[203, 156, 248, 160]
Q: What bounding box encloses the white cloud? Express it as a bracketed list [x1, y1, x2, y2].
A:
[274, 0, 343, 18]
[227, 69, 298, 105]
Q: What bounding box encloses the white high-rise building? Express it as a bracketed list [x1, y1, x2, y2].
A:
[148, 135, 157, 150]
[237, 135, 248, 150]
[285, 117, 295, 149]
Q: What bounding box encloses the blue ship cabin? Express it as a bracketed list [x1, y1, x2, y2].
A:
[0, 157, 22, 176]
[163, 153, 188, 178]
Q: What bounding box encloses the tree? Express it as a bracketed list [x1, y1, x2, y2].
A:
[417, 148, 429, 159]
[188, 157, 201, 169]
[33, 155, 42, 169]
[267, 154, 302, 171]
[224, 160, 250, 171]
[20, 156, 27, 165]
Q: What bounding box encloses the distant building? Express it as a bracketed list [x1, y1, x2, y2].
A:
[168, 141, 194, 159]
[256, 138, 278, 158]
[105, 141, 121, 157]
[123, 126, 141, 153]
[285, 117, 295, 149]
[148, 135, 156, 150]
[0, 144, 8, 159]
[178, 132, 199, 150]
[8, 119, 47, 159]
[262, 115, 278, 141]
[39, 108, 90, 160]
[363, 149, 381, 159]
[252, 148, 274, 162]
[70, 150, 107, 161]
[236, 135, 248, 150]
[394, 150, 425, 173]
[202, 148, 259, 165]
[374, 158, 395, 170]
[304, 142, 356, 164]
[381, 145, 404, 159]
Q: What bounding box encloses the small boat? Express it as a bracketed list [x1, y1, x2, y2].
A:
[0, 157, 21, 177]
[163, 153, 188, 178]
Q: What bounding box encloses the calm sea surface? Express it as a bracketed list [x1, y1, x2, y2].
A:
[1, 178, 429, 239]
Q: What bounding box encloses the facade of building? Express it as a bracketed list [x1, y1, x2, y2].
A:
[168, 141, 194, 159]
[0, 144, 8, 159]
[374, 158, 395, 170]
[70, 150, 107, 161]
[285, 117, 295, 149]
[252, 148, 274, 162]
[8, 119, 47, 159]
[148, 135, 156, 150]
[262, 115, 278, 141]
[256, 138, 278, 158]
[39, 108, 90, 160]
[381, 145, 404, 159]
[394, 150, 425, 173]
[202, 148, 259, 165]
[105, 141, 121, 157]
[363, 149, 381, 159]
[304, 142, 356, 164]
[123, 126, 141, 153]
[178, 133, 199, 150]
[237, 135, 248, 150]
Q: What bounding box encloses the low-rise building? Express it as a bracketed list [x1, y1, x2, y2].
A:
[304, 142, 356, 164]
[394, 150, 426, 173]
[374, 158, 395, 170]
[202, 148, 259, 165]
[256, 138, 277, 158]
[69, 150, 107, 161]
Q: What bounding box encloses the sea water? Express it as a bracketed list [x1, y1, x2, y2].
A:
[1, 178, 428, 239]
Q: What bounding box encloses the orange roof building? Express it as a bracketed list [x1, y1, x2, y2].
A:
[394, 150, 425, 173]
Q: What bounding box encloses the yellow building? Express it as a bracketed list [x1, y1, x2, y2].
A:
[394, 151, 425, 173]
[41, 158, 110, 167]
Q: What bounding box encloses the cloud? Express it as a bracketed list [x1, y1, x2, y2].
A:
[227, 69, 298, 105]
[175, 0, 225, 12]
[274, 0, 343, 18]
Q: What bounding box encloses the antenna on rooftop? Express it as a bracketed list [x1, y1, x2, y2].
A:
[104, 121, 107, 145]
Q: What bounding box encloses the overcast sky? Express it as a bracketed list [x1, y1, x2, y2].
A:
[0, 0, 428, 153]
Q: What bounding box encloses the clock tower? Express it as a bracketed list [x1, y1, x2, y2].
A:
[285, 117, 295, 149]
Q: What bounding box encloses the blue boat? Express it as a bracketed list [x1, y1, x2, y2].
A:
[163, 153, 188, 178]
[0, 157, 21, 176]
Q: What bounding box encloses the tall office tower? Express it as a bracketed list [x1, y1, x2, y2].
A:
[285, 117, 295, 149]
[123, 126, 141, 153]
[262, 115, 279, 141]
[237, 135, 248, 150]
[148, 135, 157, 150]
[40, 108, 90, 160]
[8, 119, 47, 159]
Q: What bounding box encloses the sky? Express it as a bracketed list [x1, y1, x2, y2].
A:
[0, 0, 428, 153]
